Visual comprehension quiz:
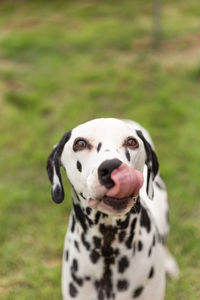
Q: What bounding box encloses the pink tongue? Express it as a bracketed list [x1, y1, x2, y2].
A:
[106, 163, 144, 199]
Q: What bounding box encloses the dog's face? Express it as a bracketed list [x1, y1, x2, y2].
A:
[47, 118, 159, 216]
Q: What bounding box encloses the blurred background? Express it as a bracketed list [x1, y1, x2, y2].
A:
[0, 0, 200, 299]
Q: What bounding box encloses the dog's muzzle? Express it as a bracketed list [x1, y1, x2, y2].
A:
[89, 159, 144, 214]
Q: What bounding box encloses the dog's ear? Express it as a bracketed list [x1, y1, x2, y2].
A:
[46, 131, 72, 204]
[136, 130, 159, 199]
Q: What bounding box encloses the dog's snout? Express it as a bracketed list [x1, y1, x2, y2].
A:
[98, 159, 122, 189]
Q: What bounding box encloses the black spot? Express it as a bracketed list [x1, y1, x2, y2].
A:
[101, 245, 113, 257]
[148, 247, 152, 257]
[117, 279, 129, 291]
[69, 282, 78, 298]
[95, 280, 100, 289]
[90, 249, 100, 263]
[85, 276, 91, 281]
[133, 286, 144, 298]
[131, 196, 141, 214]
[146, 168, 152, 199]
[76, 160, 82, 172]
[71, 260, 83, 287]
[74, 240, 80, 252]
[98, 289, 105, 300]
[95, 260, 113, 298]
[93, 236, 101, 249]
[72, 187, 81, 202]
[155, 177, 165, 190]
[81, 232, 90, 250]
[73, 203, 87, 231]
[125, 149, 131, 162]
[72, 259, 78, 272]
[125, 218, 137, 249]
[66, 250, 69, 261]
[106, 255, 115, 265]
[97, 142, 102, 152]
[72, 273, 83, 287]
[96, 224, 118, 298]
[99, 225, 118, 256]
[138, 240, 143, 251]
[102, 212, 108, 218]
[95, 211, 101, 224]
[99, 223, 106, 234]
[118, 230, 126, 243]
[118, 256, 129, 273]
[140, 206, 151, 233]
[85, 214, 93, 227]
[86, 207, 92, 215]
[148, 266, 154, 279]
[80, 192, 86, 200]
[133, 242, 136, 256]
[117, 214, 130, 230]
[71, 215, 76, 233]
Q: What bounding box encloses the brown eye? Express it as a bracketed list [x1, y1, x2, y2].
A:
[73, 138, 88, 151]
[125, 137, 139, 149]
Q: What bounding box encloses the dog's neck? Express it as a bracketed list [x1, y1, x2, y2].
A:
[68, 189, 152, 299]
[70, 188, 142, 255]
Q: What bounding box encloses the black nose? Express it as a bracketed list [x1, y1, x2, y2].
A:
[98, 159, 122, 189]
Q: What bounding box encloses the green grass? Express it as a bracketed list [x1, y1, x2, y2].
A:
[0, 0, 200, 299]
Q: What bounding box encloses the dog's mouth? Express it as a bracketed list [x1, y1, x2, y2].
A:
[102, 195, 132, 211]
[88, 163, 144, 215]
[88, 194, 137, 215]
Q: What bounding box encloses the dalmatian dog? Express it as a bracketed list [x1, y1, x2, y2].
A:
[47, 118, 179, 300]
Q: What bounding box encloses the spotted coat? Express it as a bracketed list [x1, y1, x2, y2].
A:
[47, 118, 179, 300]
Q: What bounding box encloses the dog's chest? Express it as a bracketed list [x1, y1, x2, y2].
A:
[63, 208, 164, 300]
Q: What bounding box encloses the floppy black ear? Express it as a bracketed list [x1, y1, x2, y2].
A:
[46, 131, 72, 203]
[136, 130, 159, 199]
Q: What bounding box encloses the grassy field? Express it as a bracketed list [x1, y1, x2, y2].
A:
[0, 0, 200, 299]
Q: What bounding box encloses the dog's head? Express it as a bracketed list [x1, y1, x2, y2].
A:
[47, 118, 159, 215]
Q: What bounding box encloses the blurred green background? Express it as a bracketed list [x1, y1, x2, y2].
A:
[0, 0, 200, 299]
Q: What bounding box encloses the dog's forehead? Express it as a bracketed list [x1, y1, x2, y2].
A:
[72, 118, 136, 141]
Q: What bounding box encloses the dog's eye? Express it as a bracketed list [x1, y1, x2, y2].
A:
[125, 137, 139, 149]
[73, 138, 88, 151]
